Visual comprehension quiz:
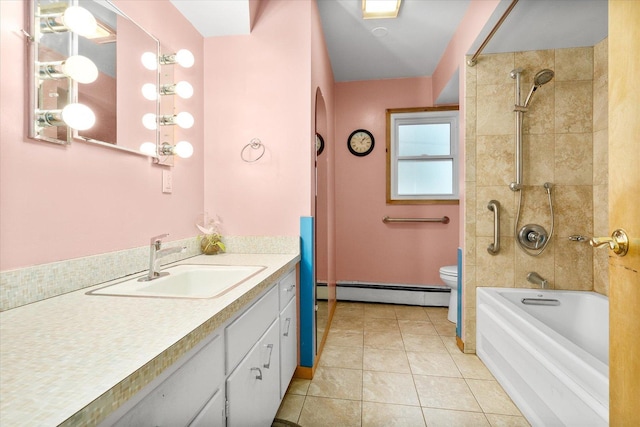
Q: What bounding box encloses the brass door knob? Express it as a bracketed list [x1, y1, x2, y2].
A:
[590, 229, 630, 257]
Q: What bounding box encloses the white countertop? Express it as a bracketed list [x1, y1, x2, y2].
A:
[0, 253, 299, 426]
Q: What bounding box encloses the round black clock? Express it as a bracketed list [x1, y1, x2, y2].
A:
[347, 129, 374, 156]
[316, 133, 324, 155]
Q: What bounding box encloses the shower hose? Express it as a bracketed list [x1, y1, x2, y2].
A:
[514, 183, 555, 256]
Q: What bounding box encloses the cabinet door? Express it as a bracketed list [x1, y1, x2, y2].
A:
[280, 297, 297, 398]
[226, 320, 280, 427]
[189, 387, 225, 427]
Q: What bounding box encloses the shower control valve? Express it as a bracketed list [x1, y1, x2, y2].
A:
[518, 224, 549, 250]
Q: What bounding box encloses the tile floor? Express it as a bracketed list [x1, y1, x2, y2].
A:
[276, 302, 530, 427]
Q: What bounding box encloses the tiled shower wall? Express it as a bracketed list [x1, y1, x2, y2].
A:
[463, 41, 608, 352]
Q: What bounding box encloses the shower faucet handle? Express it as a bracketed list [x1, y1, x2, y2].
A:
[589, 229, 629, 257]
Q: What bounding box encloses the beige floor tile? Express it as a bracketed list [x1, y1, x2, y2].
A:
[485, 413, 532, 427]
[422, 407, 491, 427]
[330, 316, 365, 332]
[275, 393, 305, 423]
[333, 302, 366, 319]
[440, 336, 464, 354]
[451, 353, 494, 380]
[362, 371, 420, 406]
[425, 307, 450, 322]
[394, 305, 430, 321]
[364, 330, 405, 350]
[414, 375, 482, 412]
[287, 378, 310, 395]
[326, 329, 364, 348]
[307, 367, 363, 400]
[466, 379, 522, 416]
[364, 304, 398, 319]
[407, 351, 462, 377]
[363, 348, 410, 373]
[398, 319, 438, 335]
[402, 334, 449, 353]
[362, 401, 426, 426]
[320, 345, 364, 369]
[298, 396, 362, 427]
[364, 317, 400, 332]
[433, 320, 457, 337]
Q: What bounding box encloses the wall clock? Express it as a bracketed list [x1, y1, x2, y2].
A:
[347, 129, 374, 156]
[316, 133, 324, 155]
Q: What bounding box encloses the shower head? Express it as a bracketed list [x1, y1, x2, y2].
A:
[523, 69, 555, 108]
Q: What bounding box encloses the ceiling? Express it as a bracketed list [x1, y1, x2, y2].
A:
[171, 0, 608, 103]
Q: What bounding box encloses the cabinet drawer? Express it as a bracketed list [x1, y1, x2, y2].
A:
[189, 387, 225, 427]
[278, 269, 296, 310]
[226, 285, 278, 373]
[111, 333, 224, 427]
[280, 297, 297, 398]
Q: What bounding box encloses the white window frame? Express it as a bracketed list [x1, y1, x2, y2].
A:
[386, 107, 459, 204]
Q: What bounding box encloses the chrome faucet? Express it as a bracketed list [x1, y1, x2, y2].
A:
[527, 271, 549, 289]
[139, 233, 186, 282]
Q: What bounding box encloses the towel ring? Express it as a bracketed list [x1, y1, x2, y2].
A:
[241, 138, 265, 162]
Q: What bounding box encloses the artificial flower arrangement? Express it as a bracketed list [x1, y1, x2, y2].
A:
[197, 214, 226, 255]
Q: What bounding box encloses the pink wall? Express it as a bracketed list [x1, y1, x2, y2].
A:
[334, 78, 459, 285]
[203, 0, 313, 236]
[0, 0, 204, 271]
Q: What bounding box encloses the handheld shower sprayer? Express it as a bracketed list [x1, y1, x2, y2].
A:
[523, 69, 555, 108]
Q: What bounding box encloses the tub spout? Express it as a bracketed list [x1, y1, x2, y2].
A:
[527, 272, 548, 289]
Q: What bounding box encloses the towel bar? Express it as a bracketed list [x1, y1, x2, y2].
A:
[382, 216, 450, 224]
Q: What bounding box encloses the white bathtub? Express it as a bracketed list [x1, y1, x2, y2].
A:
[476, 287, 609, 427]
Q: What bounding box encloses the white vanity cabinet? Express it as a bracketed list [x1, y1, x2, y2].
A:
[278, 270, 297, 398]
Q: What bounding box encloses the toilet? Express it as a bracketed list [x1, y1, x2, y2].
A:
[439, 265, 459, 323]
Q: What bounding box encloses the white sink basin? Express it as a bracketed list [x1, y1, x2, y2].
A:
[88, 264, 266, 299]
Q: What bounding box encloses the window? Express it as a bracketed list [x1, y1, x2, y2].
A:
[386, 107, 459, 204]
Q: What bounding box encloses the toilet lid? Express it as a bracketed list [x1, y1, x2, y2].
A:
[439, 265, 458, 277]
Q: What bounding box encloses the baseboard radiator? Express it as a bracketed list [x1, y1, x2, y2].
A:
[316, 281, 449, 307]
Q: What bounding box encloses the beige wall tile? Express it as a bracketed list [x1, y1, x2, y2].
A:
[514, 50, 555, 85]
[554, 238, 594, 290]
[593, 129, 608, 185]
[515, 243, 555, 288]
[555, 133, 593, 185]
[593, 38, 608, 83]
[476, 53, 515, 86]
[476, 84, 514, 136]
[522, 83, 555, 135]
[476, 135, 515, 186]
[523, 134, 555, 186]
[465, 55, 477, 94]
[555, 81, 593, 133]
[555, 185, 593, 237]
[475, 186, 515, 238]
[555, 47, 593, 81]
[593, 78, 608, 132]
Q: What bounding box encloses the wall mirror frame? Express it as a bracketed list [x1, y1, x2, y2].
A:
[26, 0, 160, 158]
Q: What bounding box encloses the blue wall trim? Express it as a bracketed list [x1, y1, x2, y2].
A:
[299, 216, 315, 367]
[456, 247, 462, 338]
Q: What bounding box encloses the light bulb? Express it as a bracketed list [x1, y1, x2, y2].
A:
[141, 52, 158, 71]
[62, 6, 97, 37]
[139, 142, 157, 156]
[175, 49, 195, 68]
[142, 113, 157, 130]
[174, 141, 194, 158]
[175, 112, 194, 129]
[61, 103, 95, 130]
[174, 81, 194, 99]
[141, 83, 158, 101]
[62, 55, 98, 84]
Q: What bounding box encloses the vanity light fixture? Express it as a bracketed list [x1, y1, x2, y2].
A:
[141, 81, 193, 101]
[39, 55, 99, 84]
[141, 51, 159, 71]
[159, 49, 195, 68]
[36, 103, 96, 131]
[39, 5, 98, 37]
[142, 112, 158, 130]
[139, 141, 157, 156]
[362, 0, 402, 19]
[159, 141, 194, 158]
[159, 112, 194, 129]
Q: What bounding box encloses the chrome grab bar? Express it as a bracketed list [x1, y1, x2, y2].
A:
[521, 298, 560, 306]
[382, 216, 450, 224]
[487, 200, 500, 255]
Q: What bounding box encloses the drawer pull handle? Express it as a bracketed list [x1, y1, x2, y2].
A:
[251, 367, 263, 380]
[263, 343, 274, 369]
[284, 284, 294, 293]
[283, 318, 291, 337]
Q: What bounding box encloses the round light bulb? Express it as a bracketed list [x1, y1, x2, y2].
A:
[61, 103, 95, 130]
[62, 55, 98, 84]
[141, 52, 158, 71]
[174, 141, 194, 158]
[174, 81, 194, 99]
[139, 142, 157, 156]
[141, 83, 158, 101]
[142, 113, 157, 130]
[175, 49, 195, 68]
[62, 6, 97, 37]
[175, 112, 194, 129]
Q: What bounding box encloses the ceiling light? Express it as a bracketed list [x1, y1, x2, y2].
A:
[362, 0, 401, 19]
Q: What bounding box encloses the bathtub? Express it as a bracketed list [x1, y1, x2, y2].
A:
[476, 287, 609, 427]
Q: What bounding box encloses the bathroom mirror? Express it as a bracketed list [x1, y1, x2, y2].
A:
[27, 0, 159, 156]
